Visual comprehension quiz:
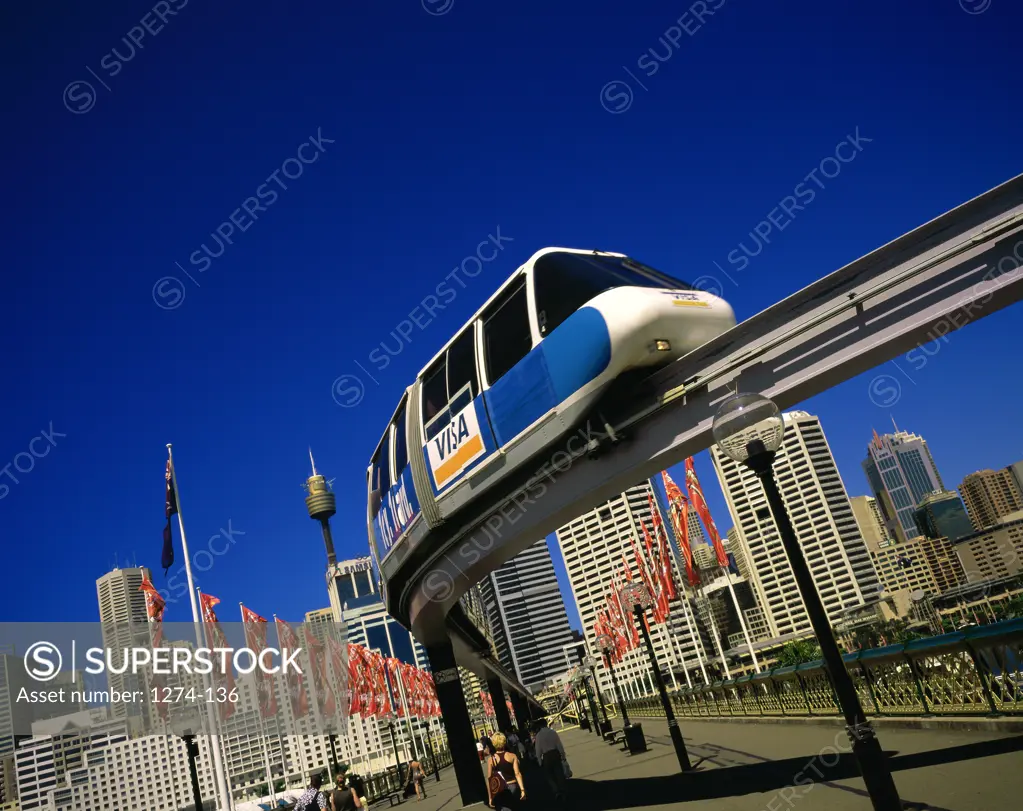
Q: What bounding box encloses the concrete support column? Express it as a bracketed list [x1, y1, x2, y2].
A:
[486, 677, 513, 732]
[426, 639, 487, 807]
[509, 691, 530, 728]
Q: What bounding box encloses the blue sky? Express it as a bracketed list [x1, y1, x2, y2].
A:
[2, 0, 1021, 631]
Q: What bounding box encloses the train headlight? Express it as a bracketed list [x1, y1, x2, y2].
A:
[652, 340, 671, 352]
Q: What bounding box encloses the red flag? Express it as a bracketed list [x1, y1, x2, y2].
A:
[367, 651, 392, 716]
[347, 644, 363, 715]
[640, 522, 668, 622]
[139, 576, 169, 720]
[304, 627, 334, 718]
[325, 636, 349, 724]
[241, 605, 278, 717]
[663, 471, 700, 586]
[686, 457, 728, 568]
[648, 494, 678, 600]
[199, 593, 236, 720]
[275, 618, 309, 718]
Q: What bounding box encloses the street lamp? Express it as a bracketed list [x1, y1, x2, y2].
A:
[595, 633, 631, 730]
[621, 581, 692, 771]
[381, 711, 403, 783]
[712, 392, 903, 811]
[582, 655, 612, 735]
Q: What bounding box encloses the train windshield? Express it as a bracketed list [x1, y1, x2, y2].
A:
[533, 251, 693, 336]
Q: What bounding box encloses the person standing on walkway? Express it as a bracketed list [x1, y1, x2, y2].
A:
[331, 772, 361, 810]
[294, 773, 328, 811]
[486, 732, 526, 809]
[532, 718, 569, 802]
[404, 758, 428, 801]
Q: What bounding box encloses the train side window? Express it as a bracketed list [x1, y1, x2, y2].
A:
[393, 405, 408, 474]
[421, 358, 447, 425]
[446, 328, 479, 411]
[370, 438, 390, 517]
[482, 278, 532, 384]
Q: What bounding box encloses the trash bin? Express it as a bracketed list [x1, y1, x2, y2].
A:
[598, 719, 612, 736]
[623, 723, 647, 754]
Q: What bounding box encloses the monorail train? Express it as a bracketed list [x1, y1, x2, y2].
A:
[366, 247, 736, 574]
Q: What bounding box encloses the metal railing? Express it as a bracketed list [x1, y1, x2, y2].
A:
[358, 746, 454, 803]
[622, 618, 1023, 720]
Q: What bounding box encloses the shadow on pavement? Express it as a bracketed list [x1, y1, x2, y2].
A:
[563, 735, 1023, 810]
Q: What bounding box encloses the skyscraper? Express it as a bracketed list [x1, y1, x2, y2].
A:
[849, 496, 893, 551]
[96, 567, 153, 719]
[959, 469, 1023, 531]
[914, 491, 973, 542]
[862, 424, 945, 543]
[326, 557, 378, 620]
[712, 411, 881, 639]
[556, 480, 710, 695]
[479, 540, 575, 693]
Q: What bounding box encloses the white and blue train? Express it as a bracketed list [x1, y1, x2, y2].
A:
[367, 248, 736, 572]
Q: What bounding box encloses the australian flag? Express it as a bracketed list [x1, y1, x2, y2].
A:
[163, 460, 177, 574]
[727, 552, 740, 575]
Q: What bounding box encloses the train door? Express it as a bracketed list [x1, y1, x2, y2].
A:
[478, 274, 555, 448]
[419, 326, 497, 496]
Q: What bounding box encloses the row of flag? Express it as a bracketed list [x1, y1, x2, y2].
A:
[592, 460, 730, 664]
[140, 574, 441, 724]
[160, 453, 442, 728]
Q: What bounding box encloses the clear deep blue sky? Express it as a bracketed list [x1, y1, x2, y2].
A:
[2, 0, 1021, 630]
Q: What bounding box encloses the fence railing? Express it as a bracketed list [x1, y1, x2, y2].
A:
[621, 617, 1023, 720]
[359, 745, 453, 803]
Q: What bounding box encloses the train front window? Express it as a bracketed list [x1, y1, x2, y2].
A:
[533, 252, 693, 336]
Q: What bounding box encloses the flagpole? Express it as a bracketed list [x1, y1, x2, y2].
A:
[678, 588, 709, 685]
[198, 587, 236, 811]
[167, 445, 233, 811]
[654, 488, 710, 685]
[720, 566, 761, 672]
[241, 603, 277, 805]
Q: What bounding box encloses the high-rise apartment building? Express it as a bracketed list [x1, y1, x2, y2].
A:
[712, 411, 881, 639]
[914, 491, 973, 542]
[1009, 461, 1023, 498]
[954, 516, 1023, 582]
[868, 539, 940, 596]
[326, 557, 378, 619]
[96, 567, 154, 721]
[850, 496, 893, 551]
[557, 480, 711, 695]
[960, 469, 1023, 531]
[479, 540, 575, 693]
[862, 426, 945, 543]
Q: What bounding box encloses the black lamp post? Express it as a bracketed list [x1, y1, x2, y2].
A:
[181, 734, 205, 811]
[712, 392, 903, 811]
[382, 713, 403, 784]
[596, 633, 631, 729]
[583, 654, 611, 734]
[622, 581, 692, 772]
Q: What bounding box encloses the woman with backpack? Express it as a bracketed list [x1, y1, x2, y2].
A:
[294, 773, 328, 811]
[485, 732, 526, 809]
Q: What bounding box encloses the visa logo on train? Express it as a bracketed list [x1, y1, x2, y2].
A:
[377, 472, 417, 550]
[426, 401, 487, 491]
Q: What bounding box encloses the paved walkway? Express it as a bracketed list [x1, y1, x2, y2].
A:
[379, 719, 1023, 809]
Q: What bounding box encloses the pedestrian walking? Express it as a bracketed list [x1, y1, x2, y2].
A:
[331, 772, 361, 810]
[486, 732, 526, 809]
[295, 773, 328, 811]
[404, 758, 428, 801]
[532, 718, 569, 802]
